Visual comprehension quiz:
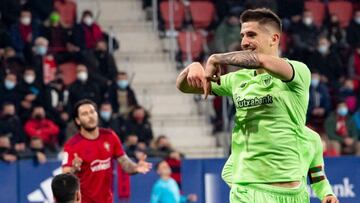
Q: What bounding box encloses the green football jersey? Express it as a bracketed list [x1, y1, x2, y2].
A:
[222, 127, 335, 201]
[212, 59, 311, 183]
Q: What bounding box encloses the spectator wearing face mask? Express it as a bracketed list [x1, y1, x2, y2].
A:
[68, 64, 102, 111]
[18, 137, 48, 164]
[325, 102, 359, 155]
[108, 71, 138, 119]
[30, 37, 58, 85]
[290, 10, 319, 61]
[126, 106, 153, 146]
[18, 68, 44, 110]
[94, 40, 118, 83]
[338, 79, 357, 114]
[322, 14, 347, 50]
[9, 8, 42, 59]
[99, 101, 128, 141]
[70, 10, 103, 50]
[307, 71, 331, 133]
[0, 73, 23, 110]
[43, 11, 70, 54]
[0, 47, 26, 79]
[0, 102, 26, 153]
[24, 105, 60, 150]
[212, 11, 241, 53]
[306, 36, 344, 88]
[346, 10, 360, 49]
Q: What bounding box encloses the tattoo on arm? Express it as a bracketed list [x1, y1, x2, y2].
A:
[214, 51, 261, 69]
[117, 155, 138, 175]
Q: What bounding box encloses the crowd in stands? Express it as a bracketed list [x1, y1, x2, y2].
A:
[143, 0, 360, 156]
[0, 0, 183, 176]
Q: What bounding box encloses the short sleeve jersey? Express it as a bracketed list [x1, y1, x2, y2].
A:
[62, 128, 125, 203]
[212, 59, 311, 183]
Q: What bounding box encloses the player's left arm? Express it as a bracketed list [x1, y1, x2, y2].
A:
[117, 154, 151, 175]
[309, 136, 338, 202]
[205, 51, 293, 81]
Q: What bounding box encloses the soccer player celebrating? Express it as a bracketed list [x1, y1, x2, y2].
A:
[62, 99, 151, 203]
[222, 127, 338, 203]
[176, 8, 317, 202]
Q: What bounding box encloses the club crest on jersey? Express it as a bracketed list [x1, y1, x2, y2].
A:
[104, 142, 110, 152]
[261, 75, 272, 87]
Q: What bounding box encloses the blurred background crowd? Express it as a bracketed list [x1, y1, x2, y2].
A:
[1, 0, 360, 171]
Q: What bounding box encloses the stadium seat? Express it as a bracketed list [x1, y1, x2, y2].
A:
[160, 1, 185, 30]
[189, 1, 216, 29]
[177, 31, 204, 61]
[59, 62, 77, 86]
[304, 1, 326, 28]
[328, 1, 353, 28]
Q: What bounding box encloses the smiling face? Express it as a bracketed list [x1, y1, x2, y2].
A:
[240, 21, 280, 55]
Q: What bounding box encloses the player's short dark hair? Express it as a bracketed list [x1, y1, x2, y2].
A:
[240, 8, 282, 32]
[51, 173, 79, 203]
[73, 99, 97, 119]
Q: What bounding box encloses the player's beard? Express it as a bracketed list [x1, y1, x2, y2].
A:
[83, 125, 97, 132]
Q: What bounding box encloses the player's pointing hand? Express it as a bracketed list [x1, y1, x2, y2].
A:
[72, 153, 83, 172]
[204, 55, 221, 99]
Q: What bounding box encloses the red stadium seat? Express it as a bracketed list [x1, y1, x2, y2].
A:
[160, 1, 185, 30]
[177, 31, 204, 61]
[189, 1, 216, 29]
[304, 1, 326, 28]
[328, 1, 353, 28]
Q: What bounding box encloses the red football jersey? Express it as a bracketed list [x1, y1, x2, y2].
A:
[62, 128, 125, 203]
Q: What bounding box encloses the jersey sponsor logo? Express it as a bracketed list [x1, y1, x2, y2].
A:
[235, 94, 273, 108]
[90, 157, 111, 172]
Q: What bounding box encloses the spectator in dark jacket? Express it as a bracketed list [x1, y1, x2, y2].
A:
[9, 8, 42, 60]
[0, 102, 26, 152]
[68, 64, 102, 110]
[0, 133, 17, 162]
[290, 10, 319, 61]
[24, 105, 60, 149]
[322, 14, 347, 50]
[325, 101, 359, 155]
[346, 10, 360, 49]
[43, 11, 70, 54]
[0, 47, 26, 79]
[0, 0, 21, 29]
[0, 72, 23, 110]
[307, 71, 331, 133]
[26, 0, 53, 22]
[94, 40, 118, 82]
[307, 36, 344, 88]
[126, 106, 153, 146]
[108, 71, 138, 119]
[99, 101, 128, 141]
[0, 23, 12, 50]
[70, 10, 103, 50]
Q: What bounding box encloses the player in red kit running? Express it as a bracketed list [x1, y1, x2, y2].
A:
[62, 99, 152, 203]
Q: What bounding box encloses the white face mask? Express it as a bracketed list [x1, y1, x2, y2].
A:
[24, 74, 35, 84]
[21, 17, 31, 26]
[355, 17, 360, 25]
[303, 17, 313, 26]
[83, 16, 93, 26]
[317, 45, 329, 54]
[77, 72, 88, 82]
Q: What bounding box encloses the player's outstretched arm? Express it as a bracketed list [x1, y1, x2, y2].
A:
[117, 154, 152, 175]
[205, 51, 293, 82]
[176, 62, 207, 94]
